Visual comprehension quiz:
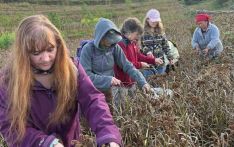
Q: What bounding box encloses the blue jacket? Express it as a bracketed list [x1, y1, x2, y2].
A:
[80, 18, 147, 91]
[0, 63, 122, 147]
[192, 22, 223, 51]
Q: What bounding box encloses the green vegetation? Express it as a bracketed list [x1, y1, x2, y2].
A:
[181, 0, 234, 9]
[47, 12, 63, 30]
[0, 32, 14, 50]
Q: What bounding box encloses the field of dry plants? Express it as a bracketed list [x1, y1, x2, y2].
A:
[0, 0, 234, 146]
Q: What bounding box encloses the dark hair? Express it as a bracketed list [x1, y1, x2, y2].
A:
[120, 17, 143, 35]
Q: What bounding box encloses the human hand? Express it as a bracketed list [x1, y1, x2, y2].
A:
[111, 77, 121, 86]
[169, 59, 174, 65]
[54, 143, 64, 147]
[146, 52, 154, 58]
[195, 47, 200, 55]
[109, 142, 120, 147]
[142, 83, 151, 93]
[141, 62, 150, 68]
[203, 48, 209, 56]
[155, 58, 163, 65]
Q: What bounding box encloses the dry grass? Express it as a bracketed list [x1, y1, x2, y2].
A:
[1, 0, 234, 146]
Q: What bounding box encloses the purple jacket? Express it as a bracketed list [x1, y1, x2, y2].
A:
[0, 63, 122, 147]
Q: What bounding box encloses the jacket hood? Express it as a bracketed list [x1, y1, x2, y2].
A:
[94, 18, 121, 49]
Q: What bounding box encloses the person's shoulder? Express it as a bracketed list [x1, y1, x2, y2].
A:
[115, 44, 123, 50]
[84, 40, 95, 48]
[210, 23, 219, 29]
[193, 27, 200, 34]
[195, 26, 200, 31]
[208, 23, 219, 33]
[113, 44, 124, 54]
[118, 39, 129, 48]
[82, 41, 95, 53]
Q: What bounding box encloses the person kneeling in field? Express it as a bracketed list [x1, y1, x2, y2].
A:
[141, 9, 176, 78]
[192, 13, 223, 60]
[113, 17, 163, 107]
[80, 18, 151, 108]
[0, 15, 122, 147]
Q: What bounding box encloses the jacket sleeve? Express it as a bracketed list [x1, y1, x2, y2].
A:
[140, 35, 151, 55]
[207, 25, 220, 49]
[132, 59, 142, 69]
[80, 43, 112, 90]
[161, 34, 171, 58]
[0, 89, 56, 147]
[77, 63, 122, 146]
[136, 43, 155, 68]
[114, 45, 147, 88]
[192, 28, 199, 49]
[137, 52, 155, 65]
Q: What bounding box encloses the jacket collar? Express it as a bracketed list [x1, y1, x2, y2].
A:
[32, 80, 55, 91]
[122, 36, 130, 45]
[199, 22, 211, 33]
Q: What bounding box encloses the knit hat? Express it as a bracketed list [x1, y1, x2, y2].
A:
[146, 9, 161, 22]
[195, 13, 211, 23]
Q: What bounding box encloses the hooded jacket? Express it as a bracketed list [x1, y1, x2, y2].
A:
[80, 18, 147, 91]
[0, 63, 122, 147]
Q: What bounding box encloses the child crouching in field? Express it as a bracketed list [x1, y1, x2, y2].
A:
[141, 9, 177, 78]
[0, 15, 122, 147]
[113, 17, 163, 107]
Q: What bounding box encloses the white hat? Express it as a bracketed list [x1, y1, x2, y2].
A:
[146, 9, 161, 22]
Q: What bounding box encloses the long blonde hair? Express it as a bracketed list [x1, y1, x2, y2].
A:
[3, 15, 78, 142]
[143, 17, 165, 35]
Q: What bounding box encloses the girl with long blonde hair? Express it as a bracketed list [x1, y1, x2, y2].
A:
[0, 15, 121, 147]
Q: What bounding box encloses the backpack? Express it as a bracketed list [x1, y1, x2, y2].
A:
[76, 39, 116, 61]
[165, 40, 180, 74]
[76, 39, 93, 60]
[167, 40, 179, 61]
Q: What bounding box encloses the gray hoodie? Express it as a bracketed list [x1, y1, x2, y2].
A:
[80, 18, 147, 91]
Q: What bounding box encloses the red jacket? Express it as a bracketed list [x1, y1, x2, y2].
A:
[114, 37, 155, 87]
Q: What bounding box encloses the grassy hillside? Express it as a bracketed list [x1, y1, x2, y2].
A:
[0, 0, 185, 66]
[0, 0, 234, 146]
